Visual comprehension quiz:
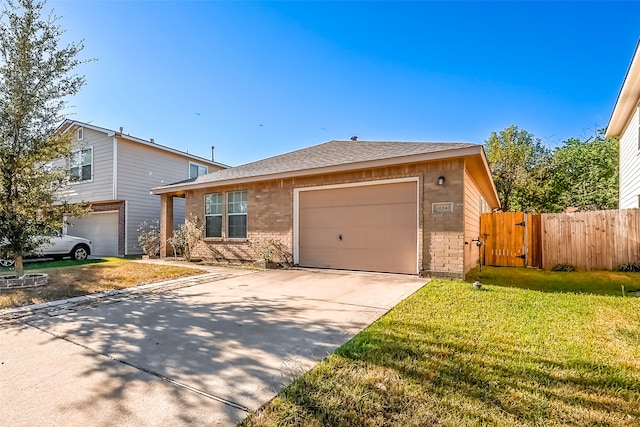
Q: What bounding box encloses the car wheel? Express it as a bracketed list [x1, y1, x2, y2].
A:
[0, 259, 15, 268]
[71, 245, 89, 261]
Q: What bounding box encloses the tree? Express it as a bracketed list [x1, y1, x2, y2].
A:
[484, 125, 550, 212]
[0, 0, 88, 277]
[550, 130, 618, 211]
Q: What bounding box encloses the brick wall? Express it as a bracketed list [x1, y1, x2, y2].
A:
[177, 159, 470, 276]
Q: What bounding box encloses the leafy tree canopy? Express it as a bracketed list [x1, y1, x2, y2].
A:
[485, 126, 619, 213]
[484, 125, 549, 212]
[0, 0, 89, 276]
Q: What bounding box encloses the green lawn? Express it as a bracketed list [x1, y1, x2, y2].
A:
[466, 266, 640, 297]
[241, 274, 640, 426]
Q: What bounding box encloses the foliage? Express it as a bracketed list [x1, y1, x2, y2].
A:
[137, 220, 160, 256]
[0, 0, 89, 277]
[249, 237, 293, 264]
[485, 126, 619, 213]
[550, 131, 619, 211]
[167, 213, 204, 261]
[484, 125, 549, 212]
[242, 279, 640, 426]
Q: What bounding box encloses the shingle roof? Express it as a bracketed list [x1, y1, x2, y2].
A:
[153, 140, 479, 192]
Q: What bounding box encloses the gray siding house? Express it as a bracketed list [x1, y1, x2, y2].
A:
[607, 40, 640, 208]
[56, 120, 226, 256]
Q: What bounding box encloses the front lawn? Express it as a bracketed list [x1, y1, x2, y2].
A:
[241, 279, 640, 426]
[466, 266, 640, 297]
[0, 258, 203, 309]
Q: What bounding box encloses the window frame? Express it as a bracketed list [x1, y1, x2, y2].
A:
[69, 146, 93, 184]
[204, 192, 223, 238]
[227, 190, 248, 239]
[202, 190, 249, 240]
[189, 162, 208, 179]
[77, 127, 84, 141]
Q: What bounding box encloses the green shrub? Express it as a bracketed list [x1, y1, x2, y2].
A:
[616, 263, 640, 272]
[137, 220, 160, 256]
[552, 263, 575, 272]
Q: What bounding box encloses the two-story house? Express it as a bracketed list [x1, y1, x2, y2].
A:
[607, 40, 640, 208]
[56, 120, 227, 256]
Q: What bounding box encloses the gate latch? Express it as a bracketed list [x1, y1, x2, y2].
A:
[515, 221, 526, 227]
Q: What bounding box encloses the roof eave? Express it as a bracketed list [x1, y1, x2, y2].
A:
[606, 39, 640, 138]
[151, 145, 484, 195]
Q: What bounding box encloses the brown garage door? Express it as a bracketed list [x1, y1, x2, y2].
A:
[298, 181, 418, 274]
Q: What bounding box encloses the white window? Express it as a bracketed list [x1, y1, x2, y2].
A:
[70, 147, 93, 182]
[77, 127, 84, 141]
[204, 193, 223, 238]
[189, 163, 208, 179]
[227, 191, 247, 239]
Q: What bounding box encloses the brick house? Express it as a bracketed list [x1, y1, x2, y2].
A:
[152, 140, 500, 278]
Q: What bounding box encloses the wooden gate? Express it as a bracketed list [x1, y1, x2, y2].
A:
[480, 212, 541, 268]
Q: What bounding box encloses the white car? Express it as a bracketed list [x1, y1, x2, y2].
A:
[0, 235, 93, 267]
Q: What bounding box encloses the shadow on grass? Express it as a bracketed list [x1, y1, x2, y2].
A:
[466, 266, 640, 297]
[24, 258, 109, 270]
[0, 258, 108, 275]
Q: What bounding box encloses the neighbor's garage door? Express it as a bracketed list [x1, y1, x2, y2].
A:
[298, 181, 418, 274]
[68, 212, 119, 257]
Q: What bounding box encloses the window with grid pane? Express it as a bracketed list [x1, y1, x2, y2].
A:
[227, 190, 247, 238]
[205, 193, 223, 238]
[70, 147, 92, 182]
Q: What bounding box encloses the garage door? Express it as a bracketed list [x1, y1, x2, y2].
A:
[298, 181, 418, 274]
[68, 212, 119, 257]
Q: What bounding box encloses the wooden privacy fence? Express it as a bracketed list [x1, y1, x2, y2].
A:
[480, 209, 640, 270]
[542, 209, 640, 270]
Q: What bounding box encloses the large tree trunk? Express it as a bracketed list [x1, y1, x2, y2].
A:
[15, 255, 24, 278]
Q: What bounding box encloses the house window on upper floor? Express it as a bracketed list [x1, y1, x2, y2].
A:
[204, 193, 223, 238]
[69, 147, 93, 182]
[189, 162, 208, 179]
[77, 127, 84, 141]
[227, 190, 247, 239]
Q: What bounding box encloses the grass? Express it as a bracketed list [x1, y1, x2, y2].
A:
[466, 266, 640, 297]
[241, 277, 640, 427]
[0, 258, 203, 309]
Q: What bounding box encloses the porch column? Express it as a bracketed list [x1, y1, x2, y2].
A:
[160, 194, 174, 257]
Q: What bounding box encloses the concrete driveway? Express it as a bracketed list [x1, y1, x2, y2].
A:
[1, 267, 426, 426]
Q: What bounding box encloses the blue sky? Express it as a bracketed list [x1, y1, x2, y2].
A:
[50, 1, 640, 166]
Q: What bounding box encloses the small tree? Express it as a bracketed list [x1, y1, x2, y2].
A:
[0, 0, 89, 276]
